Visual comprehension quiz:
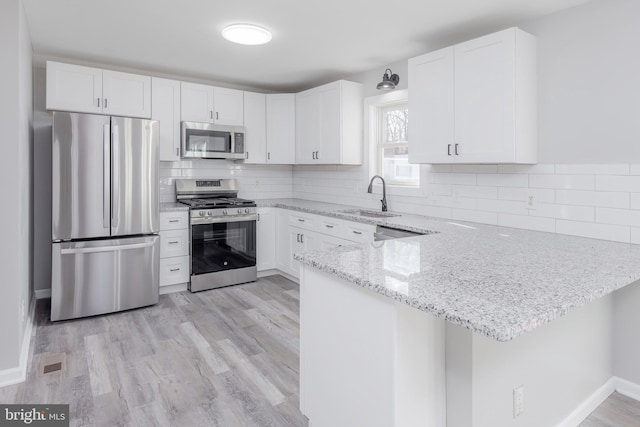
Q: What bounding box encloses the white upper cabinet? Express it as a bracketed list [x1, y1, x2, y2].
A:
[181, 82, 244, 125]
[152, 77, 181, 161]
[266, 94, 296, 164]
[243, 91, 267, 164]
[408, 27, 537, 164]
[296, 80, 363, 165]
[213, 87, 244, 126]
[46, 61, 151, 118]
[102, 70, 151, 118]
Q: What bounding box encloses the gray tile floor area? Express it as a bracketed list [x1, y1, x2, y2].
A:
[0, 274, 638, 426]
[0, 275, 308, 427]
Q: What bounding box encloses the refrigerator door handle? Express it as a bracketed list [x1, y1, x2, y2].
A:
[60, 240, 156, 255]
[111, 123, 119, 230]
[103, 124, 110, 230]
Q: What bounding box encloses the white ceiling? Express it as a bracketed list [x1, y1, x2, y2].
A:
[22, 0, 593, 92]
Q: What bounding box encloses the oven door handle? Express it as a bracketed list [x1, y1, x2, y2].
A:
[191, 214, 258, 225]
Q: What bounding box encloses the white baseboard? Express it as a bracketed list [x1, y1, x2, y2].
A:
[614, 376, 640, 402]
[159, 283, 188, 295]
[0, 296, 36, 388]
[34, 288, 51, 299]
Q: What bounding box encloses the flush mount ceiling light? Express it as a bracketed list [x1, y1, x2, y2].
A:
[222, 24, 272, 45]
[376, 68, 400, 90]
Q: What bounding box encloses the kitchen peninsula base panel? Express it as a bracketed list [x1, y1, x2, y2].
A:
[299, 266, 614, 427]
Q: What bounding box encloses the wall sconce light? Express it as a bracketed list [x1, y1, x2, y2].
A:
[376, 68, 400, 90]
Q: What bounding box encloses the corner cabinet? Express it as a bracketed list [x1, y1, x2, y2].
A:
[266, 94, 296, 164]
[46, 61, 151, 118]
[243, 91, 267, 164]
[296, 80, 363, 165]
[152, 77, 181, 161]
[181, 82, 244, 126]
[408, 27, 537, 164]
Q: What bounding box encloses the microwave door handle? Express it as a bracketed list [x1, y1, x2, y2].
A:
[111, 124, 119, 230]
[103, 124, 110, 230]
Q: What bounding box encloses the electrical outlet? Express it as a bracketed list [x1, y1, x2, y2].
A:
[513, 386, 524, 418]
[526, 194, 537, 210]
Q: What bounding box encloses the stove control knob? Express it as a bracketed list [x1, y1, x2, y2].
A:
[245, 208, 250, 214]
[223, 209, 228, 215]
[207, 210, 212, 216]
[237, 208, 242, 214]
[199, 211, 205, 217]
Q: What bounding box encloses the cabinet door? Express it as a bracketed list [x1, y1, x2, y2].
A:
[266, 94, 296, 164]
[102, 70, 151, 118]
[454, 28, 515, 163]
[317, 83, 341, 164]
[408, 47, 455, 164]
[213, 87, 244, 126]
[296, 89, 320, 164]
[243, 92, 267, 164]
[257, 208, 276, 271]
[160, 256, 190, 287]
[160, 229, 189, 258]
[181, 82, 214, 123]
[46, 61, 103, 114]
[152, 77, 181, 161]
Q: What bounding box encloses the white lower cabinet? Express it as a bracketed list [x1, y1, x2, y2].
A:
[257, 208, 276, 271]
[159, 211, 190, 289]
[273, 208, 375, 279]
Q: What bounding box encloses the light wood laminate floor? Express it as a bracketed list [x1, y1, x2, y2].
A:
[0, 275, 638, 426]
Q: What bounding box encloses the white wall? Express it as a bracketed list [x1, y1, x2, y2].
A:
[0, 0, 33, 372]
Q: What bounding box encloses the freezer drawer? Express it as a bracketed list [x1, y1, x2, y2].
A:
[51, 235, 160, 321]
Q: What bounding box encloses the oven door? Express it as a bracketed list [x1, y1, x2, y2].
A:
[190, 215, 257, 291]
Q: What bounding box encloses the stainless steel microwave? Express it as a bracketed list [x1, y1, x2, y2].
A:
[181, 121, 245, 160]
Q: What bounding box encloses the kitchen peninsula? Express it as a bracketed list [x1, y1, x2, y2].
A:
[274, 200, 640, 426]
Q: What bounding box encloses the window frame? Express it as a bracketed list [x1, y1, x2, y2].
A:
[376, 102, 417, 187]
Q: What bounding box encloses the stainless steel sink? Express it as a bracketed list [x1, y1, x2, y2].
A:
[339, 209, 401, 218]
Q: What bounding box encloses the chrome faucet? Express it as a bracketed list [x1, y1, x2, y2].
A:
[367, 175, 388, 212]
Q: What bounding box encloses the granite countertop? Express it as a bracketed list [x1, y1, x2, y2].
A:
[160, 202, 189, 212]
[260, 198, 640, 342]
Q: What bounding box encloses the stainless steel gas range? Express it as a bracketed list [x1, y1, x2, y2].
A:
[176, 179, 257, 292]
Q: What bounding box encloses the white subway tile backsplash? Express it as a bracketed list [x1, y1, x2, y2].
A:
[531, 204, 595, 222]
[631, 194, 640, 210]
[554, 164, 629, 175]
[451, 164, 498, 174]
[498, 187, 555, 204]
[632, 228, 640, 245]
[452, 185, 498, 199]
[498, 214, 556, 233]
[476, 199, 528, 215]
[596, 175, 640, 192]
[451, 209, 498, 225]
[433, 173, 476, 185]
[497, 164, 555, 174]
[434, 196, 477, 210]
[529, 175, 595, 190]
[427, 184, 452, 196]
[630, 165, 640, 175]
[556, 220, 630, 243]
[476, 174, 529, 187]
[555, 190, 629, 209]
[595, 208, 640, 227]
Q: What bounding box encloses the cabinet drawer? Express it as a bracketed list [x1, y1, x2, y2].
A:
[160, 256, 190, 287]
[160, 211, 188, 230]
[289, 211, 318, 230]
[344, 222, 375, 243]
[160, 229, 189, 258]
[318, 217, 345, 237]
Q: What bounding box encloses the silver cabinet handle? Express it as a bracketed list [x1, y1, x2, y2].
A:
[246, 152, 249, 159]
[298, 218, 305, 222]
[267, 152, 270, 160]
[325, 224, 334, 229]
[210, 111, 213, 119]
[257, 213, 260, 221]
[296, 233, 300, 243]
[300, 234, 304, 244]
[352, 230, 363, 235]
[169, 267, 181, 272]
[447, 144, 452, 156]
[168, 241, 179, 245]
[216, 112, 219, 120]
[168, 219, 180, 223]
[104, 99, 108, 108]
[312, 151, 316, 160]
[103, 124, 110, 229]
[97, 98, 100, 108]
[176, 147, 180, 156]
[455, 143, 459, 155]
[315, 151, 319, 160]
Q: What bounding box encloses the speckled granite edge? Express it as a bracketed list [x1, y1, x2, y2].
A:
[160, 202, 189, 212]
[293, 250, 635, 342]
[258, 200, 440, 235]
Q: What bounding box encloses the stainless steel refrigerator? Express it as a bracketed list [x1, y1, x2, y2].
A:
[51, 112, 160, 321]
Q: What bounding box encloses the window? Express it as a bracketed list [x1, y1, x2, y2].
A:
[375, 101, 419, 186]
